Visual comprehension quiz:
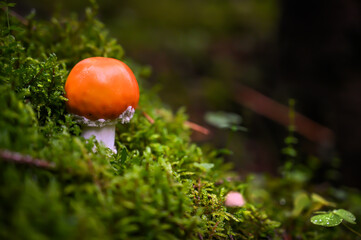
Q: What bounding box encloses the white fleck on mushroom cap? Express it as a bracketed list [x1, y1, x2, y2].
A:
[73, 106, 135, 127]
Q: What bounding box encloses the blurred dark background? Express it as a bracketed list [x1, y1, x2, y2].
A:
[14, 0, 361, 188]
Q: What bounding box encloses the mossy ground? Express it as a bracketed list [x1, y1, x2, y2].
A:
[0, 3, 280, 239]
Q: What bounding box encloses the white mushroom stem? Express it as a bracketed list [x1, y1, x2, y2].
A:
[82, 124, 117, 153]
[74, 107, 135, 154]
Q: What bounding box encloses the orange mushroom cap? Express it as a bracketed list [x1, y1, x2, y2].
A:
[65, 57, 139, 121]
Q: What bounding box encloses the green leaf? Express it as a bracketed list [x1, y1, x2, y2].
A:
[230, 125, 247, 132]
[120, 148, 128, 164]
[204, 111, 245, 131]
[0, 1, 15, 7]
[194, 162, 214, 172]
[333, 209, 356, 224]
[311, 193, 336, 207]
[313, 211, 327, 214]
[292, 192, 311, 217]
[311, 213, 342, 227]
[284, 136, 298, 144]
[281, 147, 297, 157]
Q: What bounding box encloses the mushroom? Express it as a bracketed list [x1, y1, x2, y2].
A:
[224, 191, 246, 207]
[65, 57, 139, 153]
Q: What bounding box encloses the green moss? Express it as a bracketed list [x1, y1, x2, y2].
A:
[0, 3, 280, 239]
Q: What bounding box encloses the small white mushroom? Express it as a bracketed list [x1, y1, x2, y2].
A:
[225, 191, 246, 207]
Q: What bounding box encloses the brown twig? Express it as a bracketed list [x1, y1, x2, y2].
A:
[1, 7, 29, 25]
[234, 84, 334, 146]
[0, 149, 101, 184]
[0, 149, 55, 169]
[142, 111, 155, 124]
[208, 221, 220, 239]
[142, 111, 210, 135]
[9, 9, 28, 25]
[184, 121, 210, 135]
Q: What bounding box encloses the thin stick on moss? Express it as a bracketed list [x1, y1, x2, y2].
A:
[184, 121, 210, 135]
[142, 111, 155, 124]
[142, 111, 210, 135]
[0, 149, 56, 169]
[208, 221, 220, 239]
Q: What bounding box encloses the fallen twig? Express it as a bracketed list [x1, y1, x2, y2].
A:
[184, 121, 210, 135]
[142, 111, 210, 135]
[1, 8, 29, 26]
[142, 111, 155, 124]
[235, 84, 334, 146]
[9, 9, 28, 25]
[0, 149, 56, 169]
